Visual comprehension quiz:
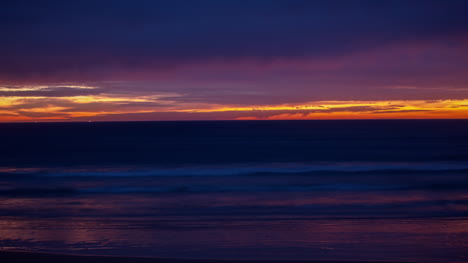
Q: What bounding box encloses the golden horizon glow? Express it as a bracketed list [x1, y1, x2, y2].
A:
[175, 100, 468, 113]
[1, 90, 467, 122]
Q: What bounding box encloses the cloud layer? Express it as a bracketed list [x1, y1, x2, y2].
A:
[1, 0, 467, 121]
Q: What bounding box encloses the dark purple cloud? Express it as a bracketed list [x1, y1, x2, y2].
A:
[1, 0, 467, 82]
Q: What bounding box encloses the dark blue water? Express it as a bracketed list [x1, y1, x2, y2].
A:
[0, 120, 467, 262]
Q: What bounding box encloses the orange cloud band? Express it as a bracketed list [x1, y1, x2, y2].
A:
[1, 93, 467, 122]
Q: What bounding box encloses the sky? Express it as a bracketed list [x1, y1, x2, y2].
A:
[1, 0, 468, 122]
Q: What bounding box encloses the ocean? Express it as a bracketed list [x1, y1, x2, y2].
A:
[0, 120, 467, 262]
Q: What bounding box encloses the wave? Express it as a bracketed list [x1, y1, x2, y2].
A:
[0, 188, 77, 196]
[3, 162, 468, 177]
[3, 182, 468, 197]
[6, 182, 460, 196]
[81, 184, 397, 194]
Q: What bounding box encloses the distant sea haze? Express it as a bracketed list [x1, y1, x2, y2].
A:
[0, 120, 467, 262]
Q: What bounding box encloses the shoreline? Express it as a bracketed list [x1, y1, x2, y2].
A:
[0, 250, 416, 263]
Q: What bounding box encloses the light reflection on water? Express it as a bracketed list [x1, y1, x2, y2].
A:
[0, 166, 467, 262]
[0, 216, 467, 262]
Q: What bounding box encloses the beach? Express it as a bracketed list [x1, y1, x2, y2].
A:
[0, 251, 415, 263]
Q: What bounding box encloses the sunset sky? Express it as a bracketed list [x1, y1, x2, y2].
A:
[1, 0, 468, 122]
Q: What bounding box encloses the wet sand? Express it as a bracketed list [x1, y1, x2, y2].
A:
[0, 250, 415, 263]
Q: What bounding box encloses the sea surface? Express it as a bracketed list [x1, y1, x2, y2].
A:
[0, 120, 467, 262]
